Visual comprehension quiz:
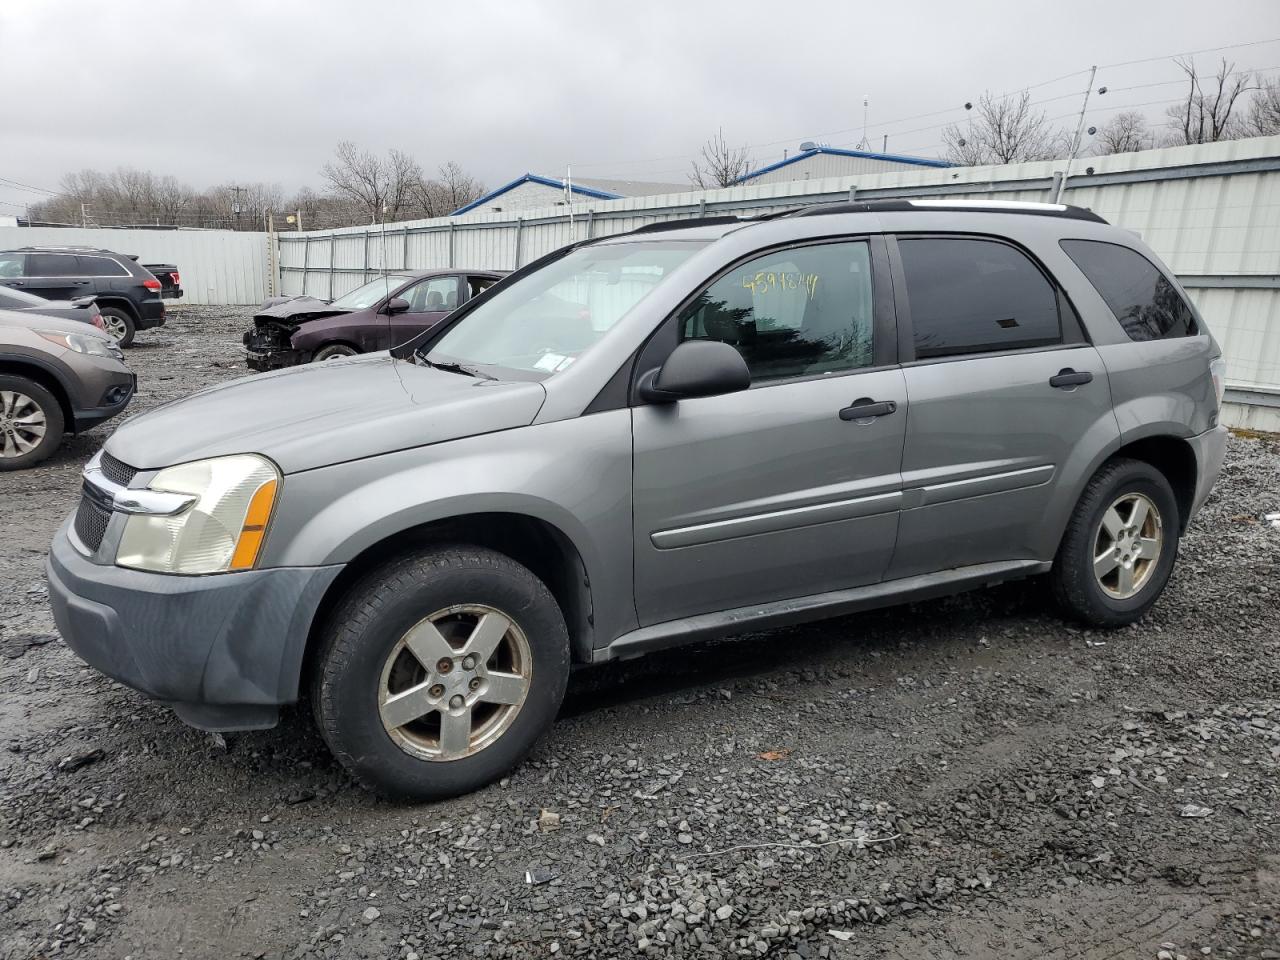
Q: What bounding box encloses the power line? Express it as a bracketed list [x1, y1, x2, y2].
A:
[1099, 36, 1280, 70]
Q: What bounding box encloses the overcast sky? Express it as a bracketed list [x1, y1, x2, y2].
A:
[2, 0, 1278, 212]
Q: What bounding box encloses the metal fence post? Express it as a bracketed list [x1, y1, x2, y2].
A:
[448, 221, 456, 268]
[327, 237, 335, 300]
[513, 218, 523, 270]
[363, 231, 370, 280]
[586, 209, 594, 238]
[301, 236, 310, 297]
[848, 185, 857, 202]
[402, 229, 410, 270]
[1049, 172, 1063, 202]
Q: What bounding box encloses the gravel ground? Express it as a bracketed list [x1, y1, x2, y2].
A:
[1, 305, 1278, 960]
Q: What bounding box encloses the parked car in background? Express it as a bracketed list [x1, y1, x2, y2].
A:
[0, 246, 167, 347]
[48, 200, 1226, 800]
[244, 269, 503, 370]
[0, 308, 133, 469]
[142, 263, 182, 299]
[0, 284, 107, 332]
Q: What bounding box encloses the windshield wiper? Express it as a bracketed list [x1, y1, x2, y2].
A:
[421, 357, 497, 380]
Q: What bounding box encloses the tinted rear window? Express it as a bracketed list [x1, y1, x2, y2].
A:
[898, 237, 1061, 359]
[77, 255, 129, 277]
[27, 253, 79, 276]
[1060, 239, 1197, 341]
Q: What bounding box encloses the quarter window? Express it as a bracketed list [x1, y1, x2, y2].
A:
[1060, 239, 1197, 341]
[77, 255, 128, 277]
[898, 237, 1061, 359]
[676, 241, 875, 381]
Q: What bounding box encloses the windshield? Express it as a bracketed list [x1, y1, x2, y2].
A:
[426, 241, 704, 375]
[329, 275, 411, 310]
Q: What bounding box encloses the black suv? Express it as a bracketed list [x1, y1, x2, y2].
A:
[0, 247, 167, 347]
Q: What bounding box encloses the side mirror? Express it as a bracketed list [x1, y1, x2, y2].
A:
[385, 297, 411, 315]
[638, 340, 750, 403]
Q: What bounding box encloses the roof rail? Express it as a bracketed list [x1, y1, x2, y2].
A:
[790, 198, 1107, 223]
[626, 216, 747, 235]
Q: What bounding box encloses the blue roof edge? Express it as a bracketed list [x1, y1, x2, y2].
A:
[451, 173, 623, 215]
[735, 146, 952, 184]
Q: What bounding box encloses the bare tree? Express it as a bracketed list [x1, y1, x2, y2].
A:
[943, 91, 1065, 165]
[1245, 76, 1280, 136]
[409, 161, 487, 218]
[1093, 111, 1155, 155]
[1165, 57, 1255, 145]
[689, 128, 754, 188]
[322, 141, 423, 223]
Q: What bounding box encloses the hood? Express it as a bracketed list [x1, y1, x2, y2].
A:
[254, 296, 349, 326]
[105, 353, 547, 474]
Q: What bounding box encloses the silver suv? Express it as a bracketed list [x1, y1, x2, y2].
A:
[47, 200, 1228, 798]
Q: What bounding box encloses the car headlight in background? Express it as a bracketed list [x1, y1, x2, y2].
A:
[116, 454, 280, 574]
[38, 330, 124, 361]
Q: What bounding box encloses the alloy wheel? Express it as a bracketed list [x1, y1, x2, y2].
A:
[1093, 492, 1163, 600]
[103, 314, 129, 342]
[0, 390, 48, 458]
[378, 604, 532, 762]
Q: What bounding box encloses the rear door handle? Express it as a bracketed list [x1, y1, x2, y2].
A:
[1049, 368, 1093, 389]
[839, 398, 898, 421]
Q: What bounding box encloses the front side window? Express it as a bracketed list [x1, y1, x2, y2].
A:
[469, 275, 497, 298]
[0, 253, 26, 278]
[1060, 239, 1197, 342]
[403, 276, 459, 312]
[27, 253, 79, 277]
[676, 241, 875, 381]
[898, 237, 1061, 359]
[428, 240, 703, 376]
[330, 275, 413, 310]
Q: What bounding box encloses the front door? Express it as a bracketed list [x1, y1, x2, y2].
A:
[631, 238, 907, 626]
[886, 234, 1119, 578]
[387, 275, 459, 348]
[18, 252, 84, 300]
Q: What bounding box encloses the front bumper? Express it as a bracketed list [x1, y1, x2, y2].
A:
[47, 518, 342, 730]
[1187, 423, 1229, 522]
[245, 349, 305, 372]
[72, 373, 136, 432]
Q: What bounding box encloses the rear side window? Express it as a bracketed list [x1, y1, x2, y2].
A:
[27, 253, 79, 276]
[1060, 239, 1197, 341]
[898, 237, 1061, 359]
[677, 240, 875, 382]
[77, 255, 129, 277]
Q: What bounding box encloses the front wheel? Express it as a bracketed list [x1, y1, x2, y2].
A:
[0, 376, 65, 471]
[312, 343, 358, 362]
[1050, 457, 1180, 628]
[311, 545, 570, 799]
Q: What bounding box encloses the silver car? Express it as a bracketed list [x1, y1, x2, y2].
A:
[46, 199, 1228, 798]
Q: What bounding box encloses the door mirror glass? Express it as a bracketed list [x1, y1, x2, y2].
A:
[386, 296, 411, 315]
[639, 340, 750, 403]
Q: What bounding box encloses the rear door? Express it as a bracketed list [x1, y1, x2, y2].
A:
[631, 237, 908, 625]
[18, 252, 84, 300]
[388, 275, 460, 347]
[886, 234, 1117, 579]
[0, 253, 26, 290]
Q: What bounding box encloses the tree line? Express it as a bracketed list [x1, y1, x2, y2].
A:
[25, 144, 488, 231]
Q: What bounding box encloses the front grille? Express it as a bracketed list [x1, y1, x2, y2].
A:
[73, 495, 112, 552]
[99, 451, 136, 486]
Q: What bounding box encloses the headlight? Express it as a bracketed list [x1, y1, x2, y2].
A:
[38, 330, 123, 360]
[116, 455, 280, 574]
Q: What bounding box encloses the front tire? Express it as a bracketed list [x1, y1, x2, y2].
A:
[1050, 457, 1180, 628]
[0, 376, 65, 471]
[313, 343, 358, 362]
[312, 545, 570, 799]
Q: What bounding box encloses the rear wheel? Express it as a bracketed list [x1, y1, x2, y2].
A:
[312, 545, 570, 799]
[1050, 458, 1179, 627]
[0, 375, 65, 471]
[100, 307, 135, 347]
[313, 343, 357, 362]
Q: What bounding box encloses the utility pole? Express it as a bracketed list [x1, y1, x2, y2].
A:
[80, 202, 92, 228]
[230, 185, 246, 231]
[1056, 65, 1100, 203]
[296, 208, 303, 232]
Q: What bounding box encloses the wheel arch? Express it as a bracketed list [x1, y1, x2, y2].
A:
[94, 296, 140, 322]
[0, 354, 74, 432]
[300, 511, 595, 694]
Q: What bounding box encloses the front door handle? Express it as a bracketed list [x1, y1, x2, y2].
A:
[1049, 368, 1093, 389]
[839, 397, 898, 421]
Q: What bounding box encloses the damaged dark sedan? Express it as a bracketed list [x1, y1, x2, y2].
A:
[244, 269, 503, 371]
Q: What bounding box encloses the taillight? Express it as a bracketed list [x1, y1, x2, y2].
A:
[170, 271, 180, 286]
[142, 278, 162, 291]
[91, 313, 105, 330]
[1210, 357, 1227, 409]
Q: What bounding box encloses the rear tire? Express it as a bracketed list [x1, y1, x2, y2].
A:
[0, 375, 65, 471]
[311, 545, 570, 800]
[1050, 457, 1179, 628]
[100, 307, 135, 347]
[313, 343, 357, 362]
